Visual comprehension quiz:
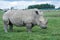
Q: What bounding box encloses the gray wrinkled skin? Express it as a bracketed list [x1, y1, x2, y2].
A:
[3, 9, 47, 32]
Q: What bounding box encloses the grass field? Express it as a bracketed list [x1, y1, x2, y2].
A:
[0, 10, 60, 40]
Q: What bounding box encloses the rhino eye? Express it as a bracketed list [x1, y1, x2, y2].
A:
[40, 21, 43, 24]
[40, 21, 42, 23]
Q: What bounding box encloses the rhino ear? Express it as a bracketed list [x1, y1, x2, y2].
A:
[35, 11, 39, 15]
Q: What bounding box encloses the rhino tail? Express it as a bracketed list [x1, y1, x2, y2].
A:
[3, 16, 9, 24]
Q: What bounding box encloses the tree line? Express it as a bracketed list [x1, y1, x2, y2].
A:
[28, 4, 55, 9]
[0, 3, 60, 11]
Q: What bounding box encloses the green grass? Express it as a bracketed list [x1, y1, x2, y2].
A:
[0, 10, 60, 40]
[44, 10, 60, 17]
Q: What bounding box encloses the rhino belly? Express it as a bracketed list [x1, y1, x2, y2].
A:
[9, 17, 24, 26]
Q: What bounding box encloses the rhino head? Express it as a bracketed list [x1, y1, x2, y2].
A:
[39, 19, 48, 29]
[36, 17, 48, 29]
[35, 10, 48, 29]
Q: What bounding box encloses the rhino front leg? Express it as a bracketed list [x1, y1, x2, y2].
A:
[26, 23, 32, 32]
[4, 22, 8, 33]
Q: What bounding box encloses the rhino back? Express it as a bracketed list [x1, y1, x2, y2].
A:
[9, 9, 37, 26]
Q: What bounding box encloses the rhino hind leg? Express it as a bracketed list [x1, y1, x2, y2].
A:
[4, 21, 8, 32]
[9, 20, 13, 32]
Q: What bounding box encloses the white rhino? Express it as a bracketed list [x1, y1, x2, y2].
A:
[3, 9, 47, 32]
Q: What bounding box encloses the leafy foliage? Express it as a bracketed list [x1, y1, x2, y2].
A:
[28, 4, 55, 9]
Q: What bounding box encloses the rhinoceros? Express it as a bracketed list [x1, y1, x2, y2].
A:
[3, 9, 47, 32]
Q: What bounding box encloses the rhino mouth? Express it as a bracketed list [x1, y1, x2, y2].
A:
[41, 26, 47, 29]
